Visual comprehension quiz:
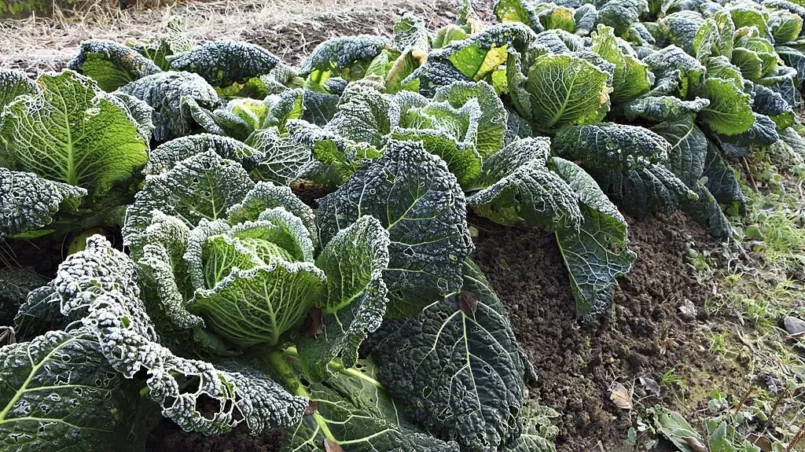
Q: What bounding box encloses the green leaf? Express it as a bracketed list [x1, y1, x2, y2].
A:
[57, 236, 308, 435]
[643, 46, 705, 97]
[371, 260, 529, 451]
[501, 401, 559, 452]
[519, 53, 611, 129]
[263, 88, 304, 133]
[551, 157, 635, 320]
[0, 69, 38, 112]
[167, 40, 280, 87]
[0, 71, 149, 198]
[433, 81, 508, 158]
[732, 48, 764, 80]
[770, 11, 804, 44]
[589, 164, 697, 219]
[538, 5, 576, 32]
[682, 183, 732, 240]
[702, 142, 745, 209]
[729, 5, 770, 36]
[123, 151, 255, 252]
[226, 181, 316, 241]
[393, 14, 430, 52]
[296, 216, 390, 381]
[316, 140, 473, 318]
[552, 123, 670, 171]
[276, 355, 460, 452]
[119, 71, 220, 141]
[13, 286, 68, 341]
[299, 36, 387, 82]
[327, 82, 392, 148]
[699, 77, 755, 136]
[752, 83, 795, 129]
[0, 169, 87, 239]
[693, 12, 734, 60]
[591, 25, 652, 104]
[68, 40, 162, 91]
[0, 329, 154, 452]
[624, 97, 710, 122]
[659, 11, 705, 54]
[651, 115, 707, 187]
[145, 133, 258, 175]
[246, 128, 314, 186]
[494, 0, 544, 32]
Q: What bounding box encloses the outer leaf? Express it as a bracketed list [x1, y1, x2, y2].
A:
[643, 46, 705, 97]
[552, 123, 670, 171]
[719, 114, 779, 157]
[68, 40, 162, 91]
[299, 36, 387, 79]
[521, 53, 610, 129]
[13, 286, 69, 341]
[682, 183, 732, 239]
[327, 82, 391, 148]
[119, 71, 220, 141]
[468, 161, 582, 230]
[0, 329, 152, 451]
[316, 140, 473, 317]
[145, 133, 258, 175]
[752, 84, 795, 129]
[246, 128, 314, 185]
[699, 77, 755, 136]
[589, 164, 697, 219]
[479, 137, 551, 183]
[287, 120, 382, 182]
[551, 157, 636, 320]
[0, 169, 87, 239]
[502, 401, 559, 452]
[371, 260, 528, 451]
[702, 142, 745, 209]
[652, 115, 707, 187]
[168, 41, 280, 87]
[1, 71, 149, 197]
[591, 25, 652, 104]
[659, 11, 705, 54]
[0, 69, 38, 112]
[123, 151, 255, 252]
[393, 14, 430, 52]
[624, 96, 710, 122]
[494, 0, 544, 32]
[57, 236, 308, 435]
[296, 216, 390, 381]
[226, 181, 317, 242]
[277, 356, 460, 452]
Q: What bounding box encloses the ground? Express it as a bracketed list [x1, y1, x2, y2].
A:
[2, 1, 804, 451]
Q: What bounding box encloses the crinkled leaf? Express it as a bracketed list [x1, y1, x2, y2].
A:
[699, 77, 755, 136]
[371, 260, 528, 451]
[0, 328, 154, 451]
[226, 181, 316, 241]
[57, 236, 308, 434]
[494, 0, 544, 32]
[0, 268, 48, 325]
[589, 164, 697, 219]
[552, 123, 670, 171]
[168, 41, 280, 87]
[145, 133, 258, 175]
[433, 81, 508, 158]
[124, 151, 254, 252]
[0, 169, 86, 239]
[1, 71, 149, 198]
[296, 216, 390, 381]
[278, 356, 460, 452]
[501, 401, 559, 452]
[393, 14, 430, 52]
[518, 53, 611, 129]
[68, 40, 162, 91]
[13, 286, 68, 341]
[624, 97, 710, 122]
[702, 143, 745, 210]
[651, 115, 707, 187]
[681, 183, 732, 239]
[551, 157, 635, 321]
[752, 83, 795, 129]
[0, 69, 38, 111]
[300, 36, 387, 80]
[591, 25, 652, 104]
[316, 140, 473, 318]
[246, 128, 314, 186]
[327, 82, 391, 148]
[119, 71, 220, 141]
[720, 114, 780, 158]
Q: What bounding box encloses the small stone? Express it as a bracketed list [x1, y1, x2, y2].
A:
[678, 299, 697, 320]
[784, 316, 805, 335]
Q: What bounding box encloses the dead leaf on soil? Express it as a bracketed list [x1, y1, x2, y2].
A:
[609, 381, 633, 410]
[747, 433, 773, 452]
[324, 439, 343, 452]
[678, 299, 697, 320]
[639, 376, 661, 397]
[683, 436, 707, 452]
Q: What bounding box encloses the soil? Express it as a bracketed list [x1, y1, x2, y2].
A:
[146, 423, 283, 452]
[473, 212, 748, 451]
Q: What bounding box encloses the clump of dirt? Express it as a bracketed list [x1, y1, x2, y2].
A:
[472, 212, 748, 451]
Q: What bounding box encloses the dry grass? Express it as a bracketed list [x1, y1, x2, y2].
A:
[0, 0, 452, 75]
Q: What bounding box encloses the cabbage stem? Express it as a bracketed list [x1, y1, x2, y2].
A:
[282, 346, 383, 389]
[266, 350, 337, 443]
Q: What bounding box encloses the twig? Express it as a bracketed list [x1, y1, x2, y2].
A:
[769, 389, 787, 421]
[785, 422, 805, 452]
[743, 157, 758, 191]
[733, 386, 754, 414]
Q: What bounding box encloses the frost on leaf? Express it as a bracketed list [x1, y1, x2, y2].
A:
[0, 328, 154, 451]
[299, 36, 387, 79]
[68, 40, 162, 91]
[552, 123, 670, 171]
[551, 157, 636, 321]
[55, 236, 307, 435]
[0, 69, 38, 111]
[145, 133, 259, 176]
[119, 71, 220, 141]
[0, 71, 149, 198]
[316, 140, 473, 317]
[296, 216, 391, 382]
[168, 41, 280, 87]
[371, 260, 528, 451]
[0, 169, 86, 239]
